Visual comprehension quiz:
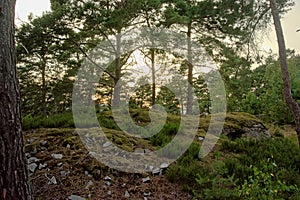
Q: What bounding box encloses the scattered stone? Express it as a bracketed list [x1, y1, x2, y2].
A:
[40, 140, 48, 146]
[103, 141, 112, 148]
[124, 190, 130, 197]
[60, 170, 69, 176]
[198, 136, 204, 141]
[66, 144, 71, 149]
[160, 163, 169, 169]
[144, 197, 148, 200]
[105, 181, 111, 186]
[104, 176, 112, 181]
[57, 162, 63, 167]
[152, 168, 161, 175]
[49, 176, 57, 185]
[121, 183, 126, 188]
[68, 195, 86, 200]
[39, 163, 47, 170]
[85, 180, 94, 189]
[142, 177, 151, 183]
[51, 154, 63, 159]
[27, 157, 39, 164]
[143, 192, 151, 197]
[28, 163, 38, 173]
[107, 191, 112, 195]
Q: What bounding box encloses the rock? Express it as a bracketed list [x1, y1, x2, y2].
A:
[160, 163, 169, 169]
[60, 170, 69, 176]
[40, 140, 48, 146]
[142, 176, 151, 183]
[105, 181, 111, 186]
[39, 163, 47, 170]
[121, 183, 126, 188]
[104, 176, 112, 181]
[152, 168, 161, 175]
[85, 180, 94, 189]
[57, 162, 63, 167]
[66, 144, 71, 149]
[51, 154, 63, 159]
[27, 157, 39, 164]
[107, 191, 112, 195]
[68, 195, 86, 200]
[28, 163, 38, 173]
[48, 176, 57, 185]
[144, 192, 151, 197]
[144, 197, 148, 200]
[125, 190, 130, 197]
[198, 136, 204, 141]
[103, 141, 112, 148]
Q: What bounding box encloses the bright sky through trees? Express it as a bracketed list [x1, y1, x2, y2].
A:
[15, 0, 300, 54]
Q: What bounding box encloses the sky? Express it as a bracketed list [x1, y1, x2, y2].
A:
[15, 0, 300, 54]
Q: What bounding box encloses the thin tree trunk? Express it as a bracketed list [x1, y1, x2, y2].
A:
[270, 0, 300, 145]
[112, 31, 121, 107]
[0, 1, 33, 199]
[186, 22, 193, 115]
[41, 58, 47, 115]
[151, 48, 156, 106]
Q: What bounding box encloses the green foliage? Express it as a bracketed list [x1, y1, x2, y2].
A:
[22, 112, 74, 130]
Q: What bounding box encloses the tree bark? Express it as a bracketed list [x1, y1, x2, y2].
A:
[112, 31, 121, 107]
[186, 21, 193, 115]
[150, 48, 156, 106]
[270, 0, 300, 145]
[0, 1, 33, 199]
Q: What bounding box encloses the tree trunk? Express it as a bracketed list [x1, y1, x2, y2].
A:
[0, 1, 33, 199]
[150, 48, 156, 106]
[41, 58, 47, 115]
[270, 0, 300, 145]
[186, 22, 193, 115]
[112, 31, 121, 107]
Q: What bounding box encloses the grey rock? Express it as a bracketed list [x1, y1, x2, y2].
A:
[198, 136, 204, 141]
[144, 192, 151, 197]
[40, 140, 48, 146]
[39, 163, 47, 170]
[66, 144, 71, 149]
[68, 195, 86, 200]
[51, 154, 63, 159]
[28, 163, 38, 173]
[27, 157, 39, 164]
[57, 162, 63, 167]
[160, 163, 169, 169]
[49, 176, 57, 185]
[144, 197, 148, 200]
[60, 170, 69, 176]
[104, 176, 112, 181]
[152, 168, 161, 175]
[125, 190, 130, 197]
[142, 176, 151, 183]
[105, 181, 111, 186]
[85, 180, 94, 189]
[103, 141, 112, 148]
[107, 191, 112, 195]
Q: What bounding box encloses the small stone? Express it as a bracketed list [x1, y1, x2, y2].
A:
[39, 163, 47, 170]
[49, 176, 57, 185]
[57, 162, 63, 167]
[144, 197, 148, 200]
[85, 180, 94, 189]
[52, 154, 63, 159]
[160, 163, 169, 169]
[27, 157, 39, 164]
[198, 136, 204, 141]
[107, 191, 112, 195]
[28, 163, 38, 173]
[142, 177, 151, 183]
[121, 183, 126, 187]
[68, 195, 86, 200]
[105, 181, 111, 186]
[66, 144, 71, 149]
[103, 141, 112, 148]
[124, 190, 130, 197]
[40, 140, 48, 146]
[143, 192, 151, 197]
[60, 170, 69, 176]
[152, 168, 160, 175]
[104, 176, 112, 181]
